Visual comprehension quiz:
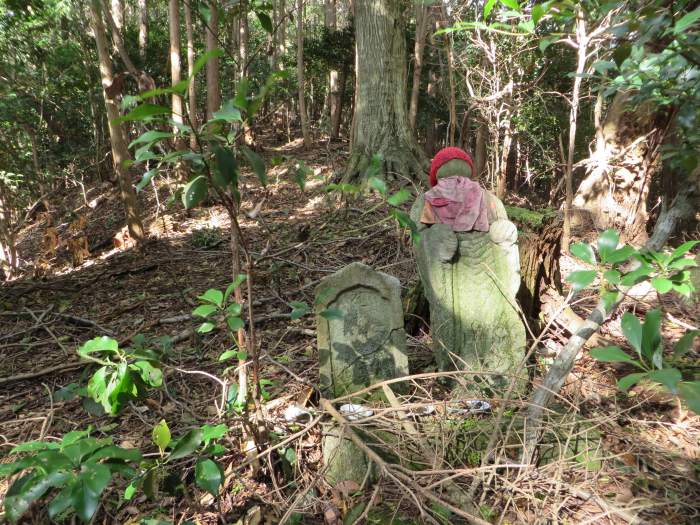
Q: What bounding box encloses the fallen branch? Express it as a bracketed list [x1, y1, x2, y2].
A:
[0, 361, 85, 386]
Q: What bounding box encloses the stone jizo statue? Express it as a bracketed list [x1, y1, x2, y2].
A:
[410, 147, 526, 393]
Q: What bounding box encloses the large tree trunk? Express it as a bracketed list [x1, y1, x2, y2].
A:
[205, 0, 221, 119]
[344, 0, 426, 181]
[408, 3, 428, 131]
[184, 0, 198, 149]
[239, 1, 249, 78]
[111, 0, 124, 34]
[89, 0, 145, 244]
[440, 5, 456, 146]
[572, 91, 671, 244]
[138, 0, 148, 58]
[297, 0, 311, 147]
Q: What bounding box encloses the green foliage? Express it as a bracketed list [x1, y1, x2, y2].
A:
[590, 309, 700, 413]
[0, 429, 141, 523]
[567, 230, 697, 297]
[77, 337, 164, 415]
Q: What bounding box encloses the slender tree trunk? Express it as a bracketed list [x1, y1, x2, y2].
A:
[297, 0, 311, 147]
[440, 5, 456, 146]
[325, 0, 342, 140]
[103, 0, 139, 76]
[496, 108, 513, 199]
[169, 0, 186, 181]
[111, 0, 124, 34]
[89, 0, 145, 244]
[206, 0, 221, 119]
[345, 0, 426, 181]
[409, 2, 428, 131]
[562, 11, 587, 251]
[138, 0, 148, 58]
[239, 1, 249, 79]
[184, 0, 198, 149]
[277, 0, 286, 70]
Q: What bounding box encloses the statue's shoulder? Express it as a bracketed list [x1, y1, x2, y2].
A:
[410, 193, 426, 224]
[483, 189, 508, 222]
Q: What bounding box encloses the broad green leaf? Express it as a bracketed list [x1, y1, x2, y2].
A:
[618, 372, 647, 392]
[648, 368, 682, 394]
[136, 169, 158, 192]
[601, 290, 621, 312]
[201, 424, 228, 445]
[500, 0, 520, 10]
[566, 270, 596, 291]
[62, 438, 110, 465]
[130, 361, 163, 387]
[389, 208, 420, 244]
[152, 419, 171, 453]
[670, 240, 699, 261]
[651, 276, 673, 293]
[294, 161, 311, 191]
[5, 470, 72, 523]
[182, 175, 208, 209]
[190, 48, 224, 80]
[123, 478, 140, 501]
[226, 316, 244, 331]
[219, 349, 237, 361]
[240, 145, 267, 186]
[137, 79, 188, 100]
[387, 188, 412, 207]
[168, 429, 203, 461]
[114, 104, 170, 124]
[674, 8, 700, 33]
[606, 245, 636, 264]
[679, 381, 700, 414]
[532, 3, 546, 25]
[78, 336, 119, 357]
[226, 303, 242, 316]
[197, 322, 216, 334]
[590, 346, 637, 364]
[613, 44, 631, 67]
[213, 146, 238, 189]
[539, 36, 557, 52]
[668, 257, 697, 270]
[674, 330, 700, 358]
[212, 100, 243, 123]
[71, 464, 112, 522]
[621, 312, 642, 356]
[224, 274, 247, 303]
[368, 176, 387, 196]
[620, 263, 653, 286]
[233, 78, 250, 110]
[129, 130, 174, 149]
[193, 304, 217, 318]
[10, 441, 61, 454]
[256, 11, 273, 33]
[603, 269, 621, 284]
[641, 309, 662, 367]
[597, 229, 619, 263]
[289, 301, 310, 320]
[195, 458, 223, 496]
[86, 445, 142, 463]
[320, 308, 343, 320]
[484, 0, 497, 18]
[199, 289, 224, 307]
[570, 242, 595, 265]
[48, 484, 74, 518]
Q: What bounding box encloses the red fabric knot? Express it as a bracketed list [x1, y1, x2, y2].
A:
[428, 147, 475, 187]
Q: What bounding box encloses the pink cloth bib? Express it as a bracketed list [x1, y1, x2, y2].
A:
[424, 177, 489, 232]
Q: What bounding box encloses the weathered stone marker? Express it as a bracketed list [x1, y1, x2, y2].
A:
[411, 147, 527, 393]
[316, 262, 408, 485]
[316, 262, 409, 398]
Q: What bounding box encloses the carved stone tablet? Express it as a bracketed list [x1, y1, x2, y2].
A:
[316, 262, 409, 398]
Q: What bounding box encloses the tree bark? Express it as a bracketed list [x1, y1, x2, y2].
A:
[103, 0, 139, 77]
[184, 0, 198, 149]
[111, 0, 124, 34]
[89, 0, 145, 244]
[239, 0, 249, 78]
[440, 5, 456, 146]
[475, 121, 487, 179]
[297, 0, 311, 147]
[206, 0, 221, 119]
[138, 0, 148, 58]
[562, 9, 587, 252]
[572, 90, 670, 245]
[325, 0, 341, 140]
[408, 2, 428, 131]
[345, 0, 426, 181]
[169, 0, 184, 132]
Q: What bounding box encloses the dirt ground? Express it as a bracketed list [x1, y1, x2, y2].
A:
[1, 140, 698, 524]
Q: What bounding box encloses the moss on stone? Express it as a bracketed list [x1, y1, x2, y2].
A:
[505, 205, 558, 229]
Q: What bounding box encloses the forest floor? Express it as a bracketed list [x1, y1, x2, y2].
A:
[1, 139, 699, 525]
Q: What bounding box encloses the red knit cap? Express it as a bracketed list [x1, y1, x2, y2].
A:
[429, 147, 475, 187]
